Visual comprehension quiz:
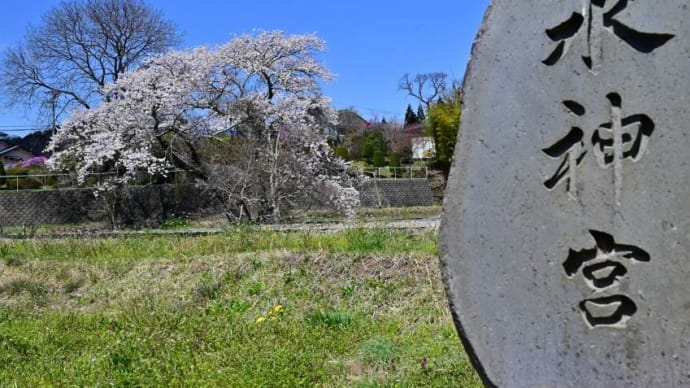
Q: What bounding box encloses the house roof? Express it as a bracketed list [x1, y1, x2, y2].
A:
[0, 145, 20, 156]
[335, 109, 369, 134]
[0, 139, 37, 159]
[403, 122, 426, 136]
[0, 142, 35, 162]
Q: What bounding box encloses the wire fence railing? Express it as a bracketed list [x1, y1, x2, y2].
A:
[0, 166, 429, 192]
[357, 166, 428, 180]
[0, 170, 189, 192]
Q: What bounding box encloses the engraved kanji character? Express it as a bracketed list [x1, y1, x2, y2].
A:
[542, 94, 655, 203]
[542, 101, 587, 197]
[591, 93, 655, 168]
[562, 230, 650, 328]
[543, 0, 675, 71]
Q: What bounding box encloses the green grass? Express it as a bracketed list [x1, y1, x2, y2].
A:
[0, 227, 437, 273]
[0, 227, 481, 387]
[0, 206, 442, 236]
[295, 205, 441, 224]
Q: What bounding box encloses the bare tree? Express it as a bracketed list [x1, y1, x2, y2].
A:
[376, 118, 408, 155]
[1, 0, 180, 123]
[398, 72, 449, 112]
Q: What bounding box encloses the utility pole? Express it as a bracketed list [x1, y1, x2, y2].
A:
[50, 90, 59, 135]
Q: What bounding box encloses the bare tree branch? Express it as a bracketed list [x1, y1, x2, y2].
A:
[398, 72, 449, 111]
[0, 0, 180, 124]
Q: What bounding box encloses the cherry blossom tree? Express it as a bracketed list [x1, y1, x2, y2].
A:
[47, 31, 360, 223]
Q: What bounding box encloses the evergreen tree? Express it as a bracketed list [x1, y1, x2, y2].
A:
[404, 104, 418, 126]
[361, 142, 374, 161]
[389, 152, 401, 168]
[416, 104, 426, 121]
[372, 150, 386, 167]
[334, 146, 349, 161]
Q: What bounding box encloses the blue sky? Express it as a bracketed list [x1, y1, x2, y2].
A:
[0, 0, 490, 136]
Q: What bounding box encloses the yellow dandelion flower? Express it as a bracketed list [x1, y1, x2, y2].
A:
[255, 316, 266, 324]
[272, 305, 284, 315]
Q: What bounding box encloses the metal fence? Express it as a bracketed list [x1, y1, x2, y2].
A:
[357, 166, 428, 180]
[0, 166, 428, 192]
[0, 170, 188, 192]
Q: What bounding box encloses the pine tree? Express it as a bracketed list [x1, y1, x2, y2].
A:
[416, 104, 426, 121]
[404, 104, 417, 126]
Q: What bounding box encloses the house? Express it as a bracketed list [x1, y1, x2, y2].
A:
[0, 140, 35, 167]
[323, 109, 369, 142]
[411, 137, 435, 160]
[404, 122, 435, 160]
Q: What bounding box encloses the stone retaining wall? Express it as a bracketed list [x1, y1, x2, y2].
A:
[0, 184, 224, 228]
[0, 179, 435, 227]
[359, 179, 435, 207]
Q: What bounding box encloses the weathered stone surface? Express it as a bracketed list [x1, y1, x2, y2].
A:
[441, 1, 690, 387]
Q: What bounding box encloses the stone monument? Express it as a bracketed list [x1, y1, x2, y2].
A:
[440, 1, 690, 386]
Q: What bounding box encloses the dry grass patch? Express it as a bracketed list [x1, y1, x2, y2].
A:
[0, 229, 480, 387]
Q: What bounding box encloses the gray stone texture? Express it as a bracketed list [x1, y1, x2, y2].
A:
[441, 1, 690, 387]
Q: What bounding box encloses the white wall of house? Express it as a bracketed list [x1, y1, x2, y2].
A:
[411, 137, 435, 160]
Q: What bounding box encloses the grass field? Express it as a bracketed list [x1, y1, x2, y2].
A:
[0, 226, 481, 386]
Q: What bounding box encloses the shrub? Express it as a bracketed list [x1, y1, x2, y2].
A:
[160, 216, 188, 230]
[334, 146, 349, 161]
[3, 162, 56, 188]
[361, 143, 374, 161]
[5, 166, 28, 176]
[389, 152, 400, 168]
[17, 177, 43, 190]
[372, 150, 386, 167]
